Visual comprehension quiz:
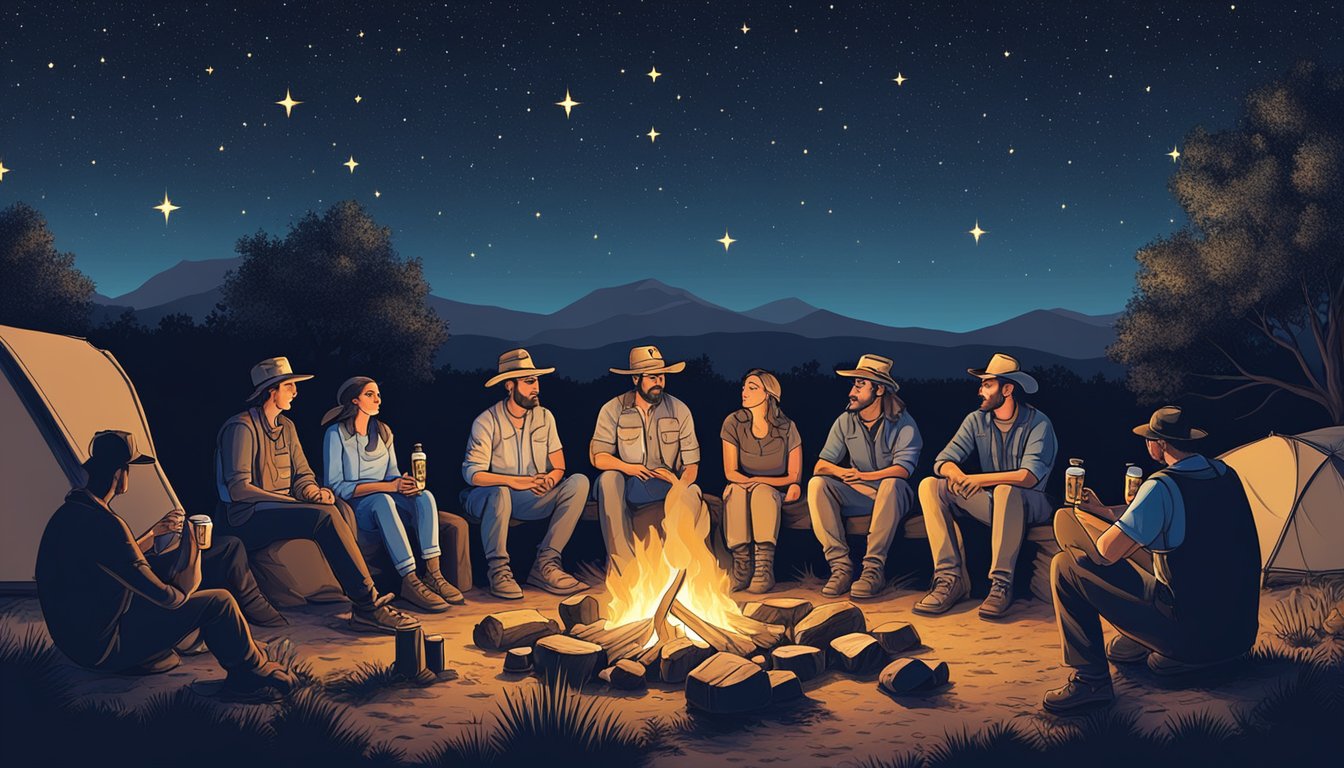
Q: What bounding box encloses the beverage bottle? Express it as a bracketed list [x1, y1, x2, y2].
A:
[1124, 463, 1144, 505]
[1065, 458, 1086, 506]
[411, 443, 427, 491]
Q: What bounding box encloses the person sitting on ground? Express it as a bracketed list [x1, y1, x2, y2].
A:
[36, 430, 294, 702]
[721, 368, 802, 594]
[322, 376, 465, 613]
[1043, 407, 1261, 715]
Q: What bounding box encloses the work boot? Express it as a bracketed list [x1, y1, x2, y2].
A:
[220, 660, 296, 704]
[913, 573, 969, 615]
[400, 572, 450, 613]
[978, 576, 1015, 619]
[422, 568, 466, 605]
[729, 545, 753, 591]
[488, 561, 524, 600]
[350, 592, 421, 634]
[1042, 673, 1115, 715]
[527, 548, 587, 596]
[850, 562, 887, 600]
[821, 558, 854, 597]
[747, 543, 775, 594]
[1106, 634, 1151, 663]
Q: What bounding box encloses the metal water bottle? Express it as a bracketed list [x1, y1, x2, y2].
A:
[411, 443, 427, 491]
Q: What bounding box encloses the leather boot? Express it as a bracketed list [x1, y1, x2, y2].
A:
[821, 558, 854, 597]
[748, 542, 775, 593]
[729, 545, 753, 591]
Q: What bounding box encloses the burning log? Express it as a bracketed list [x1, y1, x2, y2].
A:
[731, 615, 788, 652]
[473, 609, 559, 651]
[652, 569, 687, 646]
[669, 600, 756, 657]
[578, 619, 654, 662]
[533, 634, 607, 687]
[570, 619, 607, 640]
[792, 602, 866, 650]
[657, 637, 713, 683]
[558, 594, 601, 631]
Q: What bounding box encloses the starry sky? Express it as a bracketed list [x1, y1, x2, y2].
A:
[4, 1, 1342, 331]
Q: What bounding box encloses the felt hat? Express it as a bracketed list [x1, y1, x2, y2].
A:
[835, 353, 900, 393]
[609, 345, 686, 375]
[1132, 406, 1208, 442]
[967, 353, 1039, 395]
[246, 357, 314, 402]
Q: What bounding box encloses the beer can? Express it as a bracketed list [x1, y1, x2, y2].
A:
[1065, 458, 1086, 505]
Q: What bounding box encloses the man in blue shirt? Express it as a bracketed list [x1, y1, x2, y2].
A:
[915, 353, 1057, 619]
[807, 354, 923, 599]
[1043, 407, 1260, 714]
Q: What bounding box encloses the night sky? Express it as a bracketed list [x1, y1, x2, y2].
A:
[5, 1, 1342, 330]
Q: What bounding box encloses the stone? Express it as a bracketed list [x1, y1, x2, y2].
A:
[742, 598, 815, 636]
[660, 637, 714, 684]
[828, 632, 886, 675]
[770, 645, 826, 682]
[473, 609, 560, 651]
[792, 601, 866, 649]
[870, 621, 921, 654]
[558, 594, 601, 632]
[600, 659, 647, 690]
[686, 652, 772, 714]
[533, 634, 607, 687]
[503, 647, 533, 673]
[768, 670, 803, 703]
[878, 658, 934, 695]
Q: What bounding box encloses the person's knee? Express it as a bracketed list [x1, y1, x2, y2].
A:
[993, 484, 1022, 504]
[723, 483, 746, 502]
[747, 484, 779, 503]
[562, 473, 591, 498]
[918, 476, 943, 495]
[416, 490, 438, 512]
[807, 475, 833, 499]
[214, 534, 244, 558]
[194, 588, 242, 618]
[366, 493, 398, 515]
[312, 504, 342, 529]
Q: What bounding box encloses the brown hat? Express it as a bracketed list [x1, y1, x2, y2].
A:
[835, 353, 900, 393]
[246, 357, 314, 402]
[485, 348, 556, 388]
[610, 345, 686, 375]
[1132, 406, 1208, 442]
[967, 353, 1039, 395]
[85, 429, 156, 471]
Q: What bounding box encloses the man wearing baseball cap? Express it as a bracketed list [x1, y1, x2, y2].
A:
[1043, 406, 1260, 714]
[36, 430, 295, 702]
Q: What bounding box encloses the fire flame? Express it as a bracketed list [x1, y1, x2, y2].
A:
[603, 479, 744, 640]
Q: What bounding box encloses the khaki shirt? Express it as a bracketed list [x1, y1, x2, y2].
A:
[590, 391, 700, 472]
[462, 401, 563, 484]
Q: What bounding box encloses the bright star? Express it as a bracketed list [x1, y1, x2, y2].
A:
[374, 190, 381, 198]
[354, 94, 363, 103]
[153, 192, 180, 225]
[740, 22, 750, 34]
[718, 231, 737, 251]
[647, 126, 660, 143]
[1167, 146, 1181, 162]
[205, 66, 214, 75]
[555, 89, 580, 118]
[344, 156, 359, 173]
[892, 72, 907, 86]
[647, 66, 661, 83]
[276, 89, 303, 117]
[968, 221, 987, 244]
[0, 161, 9, 182]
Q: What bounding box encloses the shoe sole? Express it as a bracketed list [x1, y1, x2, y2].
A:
[912, 602, 957, 616]
[850, 589, 886, 600]
[978, 606, 1012, 620]
[349, 617, 418, 634]
[490, 590, 524, 600]
[526, 578, 587, 596]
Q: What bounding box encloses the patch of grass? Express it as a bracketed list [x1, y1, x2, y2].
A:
[1269, 580, 1344, 648]
[491, 677, 648, 764]
[924, 722, 1039, 767]
[269, 688, 376, 765]
[266, 636, 320, 689]
[323, 661, 404, 702]
[791, 562, 825, 589]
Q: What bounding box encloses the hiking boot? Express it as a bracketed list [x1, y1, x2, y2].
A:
[488, 563, 524, 600]
[400, 572, 450, 613]
[747, 543, 775, 594]
[978, 577, 1015, 619]
[422, 569, 466, 605]
[122, 650, 180, 675]
[821, 559, 854, 598]
[527, 548, 587, 596]
[1042, 673, 1114, 715]
[1106, 634, 1151, 664]
[220, 660, 296, 704]
[350, 593, 421, 634]
[729, 545, 753, 591]
[913, 573, 969, 616]
[850, 563, 888, 600]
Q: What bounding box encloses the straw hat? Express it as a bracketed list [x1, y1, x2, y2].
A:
[967, 353, 1039, 395]
[835, 353, 900, 392]
[485, 348, 556, 388]
[609, 345, 686, 375]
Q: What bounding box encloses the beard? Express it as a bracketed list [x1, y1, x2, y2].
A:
[637, 385, 665, 405]
[846, 392, 875, 412]
[511, 388, 539, 410]
[979, 390, 1006, 412]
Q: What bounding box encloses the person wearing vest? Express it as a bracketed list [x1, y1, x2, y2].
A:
[915, 353, 1058, 620]
[591, 345, 703, 567]
[462, 350, 589, 599]
[214, 357, 418, 634]
[1043, 406, 1261, 714]
[807, 354, 923, 600]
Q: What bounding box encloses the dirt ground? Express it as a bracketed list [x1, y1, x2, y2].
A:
[0, 580, 1315, 766]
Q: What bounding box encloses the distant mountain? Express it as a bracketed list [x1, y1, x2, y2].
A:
[95, 258, 240, 309]
[742, 298, 820, 324]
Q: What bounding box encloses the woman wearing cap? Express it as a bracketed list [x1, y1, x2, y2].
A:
[322, 377, 464, 613]
[721, 368, 802, 593]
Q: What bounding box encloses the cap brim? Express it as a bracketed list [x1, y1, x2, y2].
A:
[609, 361, 686, 375]
[484, 367, 556, 388]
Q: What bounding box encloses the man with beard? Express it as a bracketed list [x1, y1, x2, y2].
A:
[807, 354, 923, 599]
[591, 345, 702, 566]
[915, 353, 1058, 619]
[462, 349, 589, 599]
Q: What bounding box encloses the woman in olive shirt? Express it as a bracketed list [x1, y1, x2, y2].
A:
[721, 369, 803, 593]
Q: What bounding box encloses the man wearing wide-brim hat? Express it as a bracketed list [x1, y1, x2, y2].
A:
[461, 349, 590, 599]
[807, 354, 924, 600]
[590, 344, 703, 564]
[1042, 406, 1261, 714]
[214, 357, 418, 634]
[914, 352, 1059, 620]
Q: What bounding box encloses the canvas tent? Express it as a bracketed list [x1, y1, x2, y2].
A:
[1220, 427, 1344, 585]
[0, 324, 182, 591]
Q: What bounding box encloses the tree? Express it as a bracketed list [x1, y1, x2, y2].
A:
[220, 201, 448, 383]
[1110, 61, 1344, 423]
[0, 202, 95, 334]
